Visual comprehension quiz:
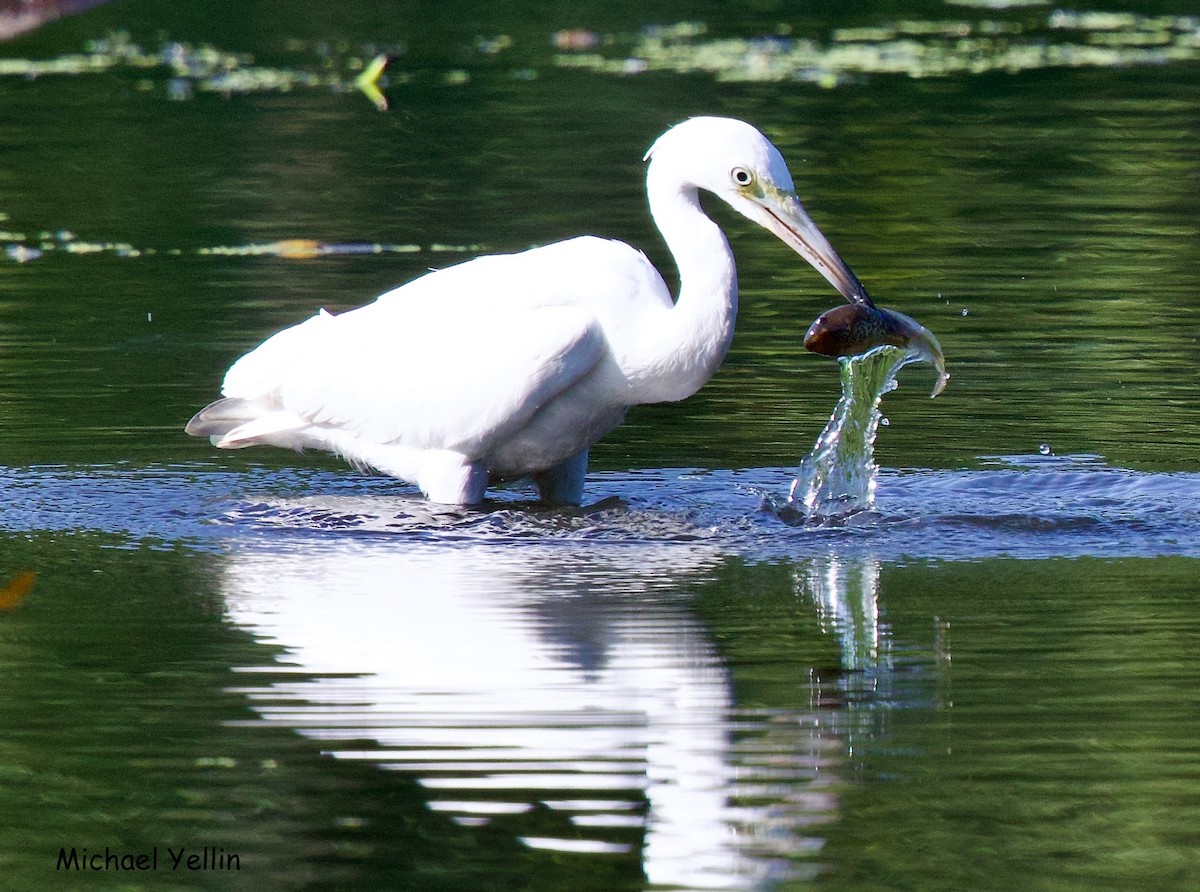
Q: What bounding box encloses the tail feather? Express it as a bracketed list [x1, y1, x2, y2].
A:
[186, 397, 308, 450]
[185, 397, 262, 439]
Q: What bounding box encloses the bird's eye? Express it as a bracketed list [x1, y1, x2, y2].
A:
[730, 167, 753, 187]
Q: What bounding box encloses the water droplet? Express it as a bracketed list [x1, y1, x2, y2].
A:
[880, 417, 889, 426]
[1039, 443, 1052, 456]
[960, 307, 968, 316]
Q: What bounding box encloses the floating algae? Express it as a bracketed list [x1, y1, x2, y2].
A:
[0, 30, 402, 103]
[0, 219, 487, 263]
[554, 10, 1200, 86]
[6, 11, 1199, 103]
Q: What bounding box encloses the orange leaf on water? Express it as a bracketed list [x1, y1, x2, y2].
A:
[0, 571, 36, 611]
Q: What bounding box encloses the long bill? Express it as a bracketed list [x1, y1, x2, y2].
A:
[756, 191, 874, 308]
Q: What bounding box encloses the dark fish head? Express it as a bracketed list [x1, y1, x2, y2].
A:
[803, 304, 907, 357]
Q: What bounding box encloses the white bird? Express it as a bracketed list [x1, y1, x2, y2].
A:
[186, 116, 871, 505]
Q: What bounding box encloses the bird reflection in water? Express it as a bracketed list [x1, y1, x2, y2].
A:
[219, 537, 898, 888]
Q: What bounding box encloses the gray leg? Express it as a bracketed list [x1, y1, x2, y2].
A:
[532, 450, 588, 505]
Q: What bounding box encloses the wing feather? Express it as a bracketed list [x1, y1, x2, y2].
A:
[222, 303, 606, 457]
[214, 236, 669, 458]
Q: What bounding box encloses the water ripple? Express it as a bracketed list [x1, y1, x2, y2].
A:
[0, 454, 1197, 561]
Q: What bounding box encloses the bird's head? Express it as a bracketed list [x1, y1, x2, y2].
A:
[645, 116, 872, 307]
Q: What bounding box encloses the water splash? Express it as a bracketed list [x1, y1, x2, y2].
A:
[784, 345, 923, 521]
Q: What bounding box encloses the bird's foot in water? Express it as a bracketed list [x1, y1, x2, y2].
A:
[417, 451, 490, 505]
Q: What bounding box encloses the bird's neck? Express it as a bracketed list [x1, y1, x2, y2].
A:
[639, 176, 739, 402]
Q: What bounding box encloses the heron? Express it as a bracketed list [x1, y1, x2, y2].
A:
[186, 116, 872, 505]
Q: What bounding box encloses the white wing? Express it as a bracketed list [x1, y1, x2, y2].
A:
[215, 237, 671, 457]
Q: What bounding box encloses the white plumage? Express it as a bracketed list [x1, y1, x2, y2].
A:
[187, 116, 870, 504]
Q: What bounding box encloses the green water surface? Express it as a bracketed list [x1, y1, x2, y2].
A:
[1, 2, 1199, 890]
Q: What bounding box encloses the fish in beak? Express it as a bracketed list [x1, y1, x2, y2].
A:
[805, 302, 949, 397]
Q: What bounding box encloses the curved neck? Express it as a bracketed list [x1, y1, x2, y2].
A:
[637, 166, 739, 402]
